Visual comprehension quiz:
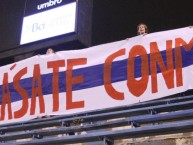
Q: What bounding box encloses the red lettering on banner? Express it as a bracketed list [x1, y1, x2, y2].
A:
[47, 60, 65, 112]
[104, 49, 125, 100]
[30, 64, 45, 115]
[0, 73, 13, 120]
[13, 67, 28, 119]
[127, 45, 149, 96]
[0, 36, 192, 123]
[175, 37, 193, 87]
[150, 40, 174, 93]
[66, 58, 87, 110]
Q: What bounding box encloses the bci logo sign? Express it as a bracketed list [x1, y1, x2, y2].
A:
[37, 0, 62, 10]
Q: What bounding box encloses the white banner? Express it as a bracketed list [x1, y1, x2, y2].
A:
[0, 27, 193, 124]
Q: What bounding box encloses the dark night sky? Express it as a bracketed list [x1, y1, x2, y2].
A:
[0, 0, 25, 50]
[0, 0, 192, 64]
[92, 0, 193, 45]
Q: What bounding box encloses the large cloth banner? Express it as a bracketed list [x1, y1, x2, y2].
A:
[0, 27, 193, 125]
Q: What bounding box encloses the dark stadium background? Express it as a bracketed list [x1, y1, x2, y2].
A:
[0, 0, 192, 65]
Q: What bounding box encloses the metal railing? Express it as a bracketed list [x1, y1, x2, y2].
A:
[1, 92, 193, 145]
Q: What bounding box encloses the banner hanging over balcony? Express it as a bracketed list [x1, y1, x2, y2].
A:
[0, 27, 193, 124]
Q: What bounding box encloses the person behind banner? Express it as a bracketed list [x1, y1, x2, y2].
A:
[46, 48, 55, 55]
[137, 23, 149, 35]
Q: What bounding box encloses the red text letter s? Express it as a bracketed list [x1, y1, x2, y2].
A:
[104, 49, 125, 100]
[13, 67, 28, 119]
[66, 58, 87, 110]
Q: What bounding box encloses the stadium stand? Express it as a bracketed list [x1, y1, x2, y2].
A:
[1, 91, 193, 145]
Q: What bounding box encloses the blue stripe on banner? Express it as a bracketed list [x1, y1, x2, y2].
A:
[0, 46, 193, 104]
